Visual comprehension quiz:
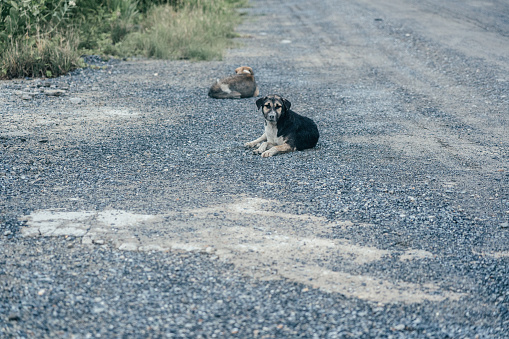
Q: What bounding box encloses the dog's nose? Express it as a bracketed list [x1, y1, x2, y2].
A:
[268, 113, 276, 120]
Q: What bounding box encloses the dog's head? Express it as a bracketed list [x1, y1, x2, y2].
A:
[255, 95, 291, 123]
[235, 66, 254, 75]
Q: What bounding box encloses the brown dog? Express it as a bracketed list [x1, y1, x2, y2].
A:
[208, 66, 259, 99]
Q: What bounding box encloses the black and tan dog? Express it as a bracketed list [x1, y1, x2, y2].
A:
[245, 94, 319, 157]
[208, 66, 259, 99]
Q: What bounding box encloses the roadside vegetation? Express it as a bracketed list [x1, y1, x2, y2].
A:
[0, 0, 248, 79]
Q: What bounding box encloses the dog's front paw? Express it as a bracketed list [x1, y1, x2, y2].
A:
[261, 150, 274, 158]
[253, 142, 268, 154]
[244, 141, 257, 148]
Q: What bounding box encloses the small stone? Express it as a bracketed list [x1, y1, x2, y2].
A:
[8, 313, 20, 321]
[393, 324, 405, 331]
[3, 230, 12, 236]
[69, 97, 83, 104]
[92, 306, 105, 314]
[93, 239, 105, 245]
[82, 237, 93, 245]
[201, 246, 214, 254]
[500, 222, 509, 229]
[44, 89, 65, 96]
[118, 242, 138, 251]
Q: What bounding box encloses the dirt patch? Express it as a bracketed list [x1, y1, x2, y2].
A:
[22, 197, 462, 304]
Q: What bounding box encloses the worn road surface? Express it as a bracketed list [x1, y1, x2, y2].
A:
[1, 0, 508, 338]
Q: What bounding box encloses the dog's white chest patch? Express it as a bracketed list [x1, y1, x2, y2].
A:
[220, 83, 231, 93]
[265, 122, 284, 145]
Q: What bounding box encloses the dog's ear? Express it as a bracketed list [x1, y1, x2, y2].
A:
[256, 97, 266, 110]
[282, 98, 291, 112]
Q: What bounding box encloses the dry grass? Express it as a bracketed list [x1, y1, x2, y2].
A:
[0, 0, 247, 79]
[0, 33, 83, 79]
[117, 0, 246, 60]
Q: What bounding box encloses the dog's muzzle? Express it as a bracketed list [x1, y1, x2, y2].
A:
[266, 112, 277, 122]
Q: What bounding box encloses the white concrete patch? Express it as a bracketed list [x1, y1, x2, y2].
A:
[22, 209, 159, 243]
[21, 197, 463, 304]
[22, 210, 95, 237]
[74, 107, 139, 119]
[96, 210, 156, 226]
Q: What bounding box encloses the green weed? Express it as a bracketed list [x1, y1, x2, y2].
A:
[0, 32, 83, 79]
[0, 0, 248, 79]
[118, 1, 244, 60]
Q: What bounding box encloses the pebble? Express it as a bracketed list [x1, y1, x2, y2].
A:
[201, 246, 215, 254]
[8, 313, 21, 321]
[81, 237, 93, 245]
[44, 89, 66, 96]
[69, 97, 83, 104]
[393, 324, 405, 331]
[1, 1, 508, 336]
[119, 243, 138, 251]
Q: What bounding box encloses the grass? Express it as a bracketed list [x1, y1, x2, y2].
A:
[0, 0, 248, 79]
[0, 33, 84, 79]
[116, 1, 244, 60]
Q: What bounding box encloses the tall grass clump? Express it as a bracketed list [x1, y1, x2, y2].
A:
[75, 0, 140, 53]
[0, 0, 83, 79]
[119, 0, 247, 60]
[0, 0, 248, 79]
[0, 31, 82, 79]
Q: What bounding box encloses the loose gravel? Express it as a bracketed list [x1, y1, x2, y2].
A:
[1, 0, 508, 338]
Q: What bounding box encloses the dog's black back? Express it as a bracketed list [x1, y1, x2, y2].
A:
[277, 109, 319, 150]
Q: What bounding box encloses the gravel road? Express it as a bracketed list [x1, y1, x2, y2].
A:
[1, 0, 508, 337]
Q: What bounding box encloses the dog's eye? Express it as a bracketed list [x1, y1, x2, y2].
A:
[275, 104, 282, 109]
